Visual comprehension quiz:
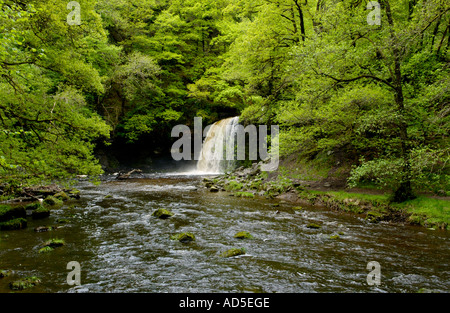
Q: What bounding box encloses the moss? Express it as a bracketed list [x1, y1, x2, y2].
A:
[43, 238, 65, 248]
[54, 191, 70, 201]
[9, 276, 41, 290]
[0, 269, 13, 278]
[329, 234, 340, 240]
[225, 181, 244, 192]
[306, 223, 321, 229]
[152, 208, 174, 219]
[43, 195, 63, 206]
[0, 218, 27, 230]
[39, 246, 55, 254]
[235, 192, 255, 198]
[0, 205, 26, 222]
[25, 202, 43, 211]
[365, 211, 385, 223]
[170, 232, 195, 243]
[220, 247, 246, 258]
[233, 231, 253, 239]
[32, 206, 50, 220]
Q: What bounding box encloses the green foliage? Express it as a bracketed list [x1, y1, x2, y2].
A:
[0, 0, 111, 188]
[1, 0, 448, 201]
[235, 191, 254, 198]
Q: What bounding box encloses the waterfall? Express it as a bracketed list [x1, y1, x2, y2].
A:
[196, 116, 240, 174]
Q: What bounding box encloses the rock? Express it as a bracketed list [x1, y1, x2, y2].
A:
[0, 269, 13, 278]
[32, 206, 50, 220]
[306, 223, 321, 229]
[42, 238, 65, 248]
[220, 247, 246, 258]
[54, 191, 70, 201]
[209, 186, 219, 192]
[0, 205, 26, 222]
[67, 189, 81, 199]
[233, 231, 253, 239]
[0, 218, 27, 231]
[116, 169, 143, 180]
[9, 276, 41, 290]
[365, 211, 384, 223]
[152, 209, 174, 219]
[43, 195, 63, 206]
[38, 246, 54, 254]
[170, 232, 195, 243]
[34, 226, 51, 233]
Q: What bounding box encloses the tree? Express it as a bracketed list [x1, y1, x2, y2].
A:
[281, 0, 449, 200]
[0, 0, 111, 187]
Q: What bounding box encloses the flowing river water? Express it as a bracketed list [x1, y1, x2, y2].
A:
[0, 174, 449, 293]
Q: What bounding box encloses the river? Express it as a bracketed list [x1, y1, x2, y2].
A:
[0, 173, 449, 293]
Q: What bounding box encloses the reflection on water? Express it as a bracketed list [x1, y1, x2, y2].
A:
[1, 174, 449, 293]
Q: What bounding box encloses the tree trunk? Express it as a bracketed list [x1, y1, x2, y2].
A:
[384, 0, 416, 202]
[293, 0, 306, 42]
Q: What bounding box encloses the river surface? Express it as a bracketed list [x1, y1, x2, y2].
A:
[1, 174, 449, 293]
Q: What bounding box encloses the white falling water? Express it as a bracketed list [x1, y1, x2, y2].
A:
[196, 116, 240, 174]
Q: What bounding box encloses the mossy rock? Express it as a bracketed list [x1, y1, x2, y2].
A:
[56, 218, 70, 224]
[209, 186, 219, 192]
[220, 247, 246, 258]
[306, 223, 321, 229]
[43, 196, 63, 206]
[152, 209, 174, 219]
[25, 202, 43, 211]
[0, 218, 27, 231]
[67, 189, 81, 199]
[329, 234, 340, 240]
[32, 206, 50, 220]
[43, 238, 65, 248]
[417, 288, 440, 293]
[365, 211, 385, 223]
[9, 276, 41, 290]
[0, 269, 13, 278]
[0, 205, 26, 222]
[233, 231, 253, 239]
[170, 232, 195, 243]
[54, 191, 70, 201]
[38, 246, 55, 254]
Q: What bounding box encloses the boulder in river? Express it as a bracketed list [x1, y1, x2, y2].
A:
[0, 218, 27, 231]
[43, 195, 63, 206]
[306, 223, 321, 229]
[233, 231, 253, 239]
[220, 247, 246, 258]
[0, 269, 13, 278]
[0, 205, 26, 222]
[170, 232, 195, 243]
[152, 208, 174, 219]
[365, 211, 385, 223]
[42, 238, 65, 248]
[31, 206, 50, 220]
[9, 276, 41, 291]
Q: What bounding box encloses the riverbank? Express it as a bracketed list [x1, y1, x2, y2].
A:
[201, 162, 449, 230]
